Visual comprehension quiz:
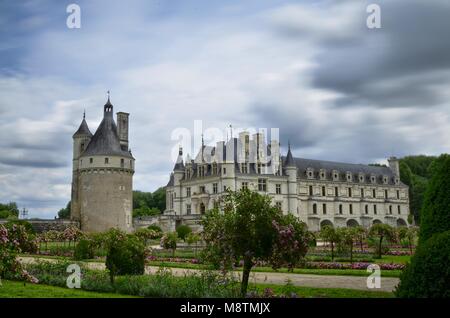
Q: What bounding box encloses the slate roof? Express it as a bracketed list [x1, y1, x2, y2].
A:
[73, 118, 92, 137]
[282, 156, 398, 184]
[81, 102, 133, 158]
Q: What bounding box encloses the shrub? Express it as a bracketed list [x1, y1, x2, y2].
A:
[105, 229, 146, 283]
[5, 220, 35, 234]
[74, 239, 95, 260]
[147, 224, 163, 236]
[161, 232, 178, 257]
[176, 225, 192, 241]
[368, 224, 396, 258]
[419, 154, 450, 243]
[396, 230, 450, 298]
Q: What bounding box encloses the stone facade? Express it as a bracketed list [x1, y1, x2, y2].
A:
[164, 132, 410, 232]
[70, 98, 135, 233]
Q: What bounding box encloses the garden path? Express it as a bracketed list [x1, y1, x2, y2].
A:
[19, 256, 399, 293]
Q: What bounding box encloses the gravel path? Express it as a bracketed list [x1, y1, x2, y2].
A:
[19, 256, 398, 293]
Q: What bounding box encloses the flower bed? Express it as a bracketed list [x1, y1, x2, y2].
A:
[146, 255, 200, 264]
[304, 262, 405, 270]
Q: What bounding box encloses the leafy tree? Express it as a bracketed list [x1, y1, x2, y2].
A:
[353, 226, 367, 253]
[0, 202, 19, 219]
[132, 188, 166, 217]
[161, 232, 178, 257]
[418, 154, 450, 244]
[319, 225, 340, 261]
[57, 201, 71, 219]
[176, 225, 192, 242]
[397, 226, 418, 255]
[201, 189, 310, 296]
[337, 227, 359, 263]
[186, 232, 201, 256]
[104, 229, 145, 284]
[396, 230, 450, 298]
[368, 223, 395, 259]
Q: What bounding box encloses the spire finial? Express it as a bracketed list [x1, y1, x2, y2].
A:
[83, 109, 86, 120]
[107, 90, 110, 101]
[229, 124, 233, 140]
[288, 140, 291, 150]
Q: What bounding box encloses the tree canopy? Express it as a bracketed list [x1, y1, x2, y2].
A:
[132, 188, 166, 217]
[0, 202, 19, 219]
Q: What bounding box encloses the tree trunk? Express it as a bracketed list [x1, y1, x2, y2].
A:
[331, 243, 335, 261]
[378, 237, 383, 259]
[241, 257, 253, 297]
[350, 243, 353, 263]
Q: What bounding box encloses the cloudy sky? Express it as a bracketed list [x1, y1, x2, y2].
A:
[1, 0, 449, 218]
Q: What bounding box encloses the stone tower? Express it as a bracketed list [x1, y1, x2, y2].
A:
[70, 97, 135, 233]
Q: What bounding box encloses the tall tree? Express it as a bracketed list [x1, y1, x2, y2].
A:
[201, 189, 310, 296]
[418, 154, 450, 244]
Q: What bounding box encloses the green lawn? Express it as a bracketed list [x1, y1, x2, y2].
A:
[146, 261, 403, 277]
[0, 280, 392, 298]
[0, 280, 137, 298]
[251, 283, 394, 298]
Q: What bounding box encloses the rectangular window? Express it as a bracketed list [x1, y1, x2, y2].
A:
[199, 186, 205, 193]
[309, 185, 313, 196]
[361, 188, 364, 198]
[186, 204, 191, 215]
[322, 186, 326, 196]
[275, 202, 282, 210]
[105, 157, 109, 164]
[223, 167, 227, 175]
[323, 204, 327, 215]
[374, 205, 377, 215]
[389, 205, 392, 214]
[397, 190, 400, 199]
[186, 187, 191, 197]
[90, 158, 93, 164]
[121, 158, 124, 168]
[349, 204, 353, 215]
[348, 187, 352, 197]
[258, 179, 267, 192]
[398, 205, 401, 214]
[385, 189, 388, 199]
[335, 187, 339, 197]
[276, 184, 281, 194]
[373, 189, 376, 198]
[213, 183, 218, 194]
[242, 182, 248, 190]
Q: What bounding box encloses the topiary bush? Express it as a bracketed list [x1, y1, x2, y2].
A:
[105, 229, 146, 284]
[147, 224, 163, 236]
[396, 230, 450, 298]
[160, 232, 178, 257]
[74, 239, 95, 260]
[176, 225, 192, 241]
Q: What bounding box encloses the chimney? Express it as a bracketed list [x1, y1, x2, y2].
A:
[388, 156, 400, 177]
[117, 112, 129, 151]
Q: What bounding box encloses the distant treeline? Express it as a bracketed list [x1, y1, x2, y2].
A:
[0, 202, 19, 219]
[398, 155, 438, 224]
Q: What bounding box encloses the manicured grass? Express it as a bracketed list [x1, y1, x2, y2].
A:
[251, 283, 394, 298]
[0, 280, 137, 298]
[146, 261, 402, 277]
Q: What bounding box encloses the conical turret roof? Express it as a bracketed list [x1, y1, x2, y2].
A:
[81, 99, 133, 158]
[73, 117, 92, 138]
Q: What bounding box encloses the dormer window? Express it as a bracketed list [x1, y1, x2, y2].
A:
[320, 169, 326, 180]
[383, 175, 389, 184]
[371, 174, 376, 184]
[332, 170, 339, 181]
[346, 172, 352, 182]
[359, 173, 365, 183]
[307, 168, 314, 179]
[212, 162, 218, 175]
[394, 177, 399, 185]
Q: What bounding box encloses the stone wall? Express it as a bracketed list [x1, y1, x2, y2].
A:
[0, 219, 79, 233]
